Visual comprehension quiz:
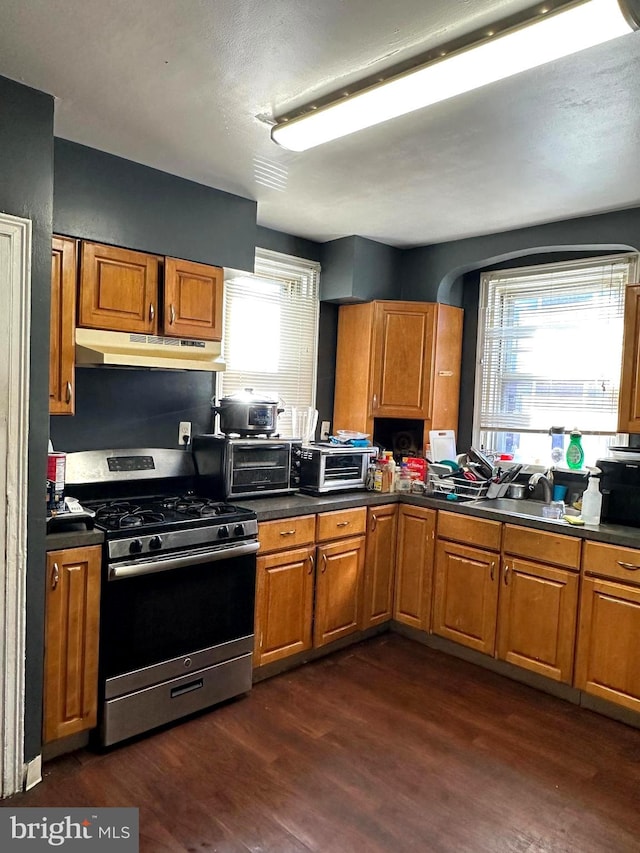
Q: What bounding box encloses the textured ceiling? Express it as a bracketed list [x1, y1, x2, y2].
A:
[1, 0, 639, 247]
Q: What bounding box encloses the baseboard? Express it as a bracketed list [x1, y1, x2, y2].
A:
[252, 623, 390, 683]
[23, 755, 42, 791]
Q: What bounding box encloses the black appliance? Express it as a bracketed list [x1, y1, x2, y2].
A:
[193, 434, 302, 499]
[597, 457, 640, 527]
[65, 448, 258, 747]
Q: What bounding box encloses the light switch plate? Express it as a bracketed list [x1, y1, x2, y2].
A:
[320, 420, 330, 440]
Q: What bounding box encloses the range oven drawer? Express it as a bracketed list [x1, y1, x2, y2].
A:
[101, 652, 253, 746]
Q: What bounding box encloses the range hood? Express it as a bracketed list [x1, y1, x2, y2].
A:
[75, 328, 226, 371]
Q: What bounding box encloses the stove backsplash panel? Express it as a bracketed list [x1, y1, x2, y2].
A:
[50, 367, 215, 452]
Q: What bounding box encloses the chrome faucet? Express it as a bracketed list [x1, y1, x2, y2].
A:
[528, 471, 554, 503]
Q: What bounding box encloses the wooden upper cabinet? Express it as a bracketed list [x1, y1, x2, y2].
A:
[163, 258, 223, 340]
[50, 236, 77, 415]
[79, 242, 160, 334]
[618, 283, 640, 432]
[333, 300, 463, 445]
[43, 546, 101, 743]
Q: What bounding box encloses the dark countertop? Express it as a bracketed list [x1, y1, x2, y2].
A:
[236, 489, 640, 549]
[45, 526, 104, 551]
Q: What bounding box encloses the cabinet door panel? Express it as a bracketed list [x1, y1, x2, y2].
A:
[362, 504, 397, 628]
[79, 242, 159, 334]
[497, 557, 578, 683]
[393, 505, 435, 630]
[50, 236, 77, 415]
[254, 546, 315, 667]
[575, 577, 640, 712]
[163, 258, 223, 340]
[43, 546, 101, 743]
[314, 536, 365, 647]
[372, 303, 433, 418]
[433, 540, 498, 654]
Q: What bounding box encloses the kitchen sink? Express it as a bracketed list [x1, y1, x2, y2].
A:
[469, 497, 579, 521]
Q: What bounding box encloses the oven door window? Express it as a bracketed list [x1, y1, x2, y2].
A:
[231, 445, 290, 491]
[324, 453, 366, 481]
[101, 552, 255, 679]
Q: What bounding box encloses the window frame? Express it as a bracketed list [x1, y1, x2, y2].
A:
[472, 252, 638, 460]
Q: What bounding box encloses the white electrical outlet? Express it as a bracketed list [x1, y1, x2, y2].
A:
[179, 421, 192, 446]
[320, 420, 331, 441]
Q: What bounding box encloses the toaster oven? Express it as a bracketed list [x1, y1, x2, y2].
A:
[299, 443, 376, 495]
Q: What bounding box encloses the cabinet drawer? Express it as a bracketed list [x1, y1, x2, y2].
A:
[258, 515, 316, 554]
[503, 524, 581, 570]
[316, 507, 367, 542]
[437, 510, 501, 552]
[582, 540, 640, 584]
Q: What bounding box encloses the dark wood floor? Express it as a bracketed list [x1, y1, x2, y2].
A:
[4, 634, 640, 852]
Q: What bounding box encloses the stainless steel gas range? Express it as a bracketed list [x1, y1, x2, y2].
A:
[65, 448, 259, 747]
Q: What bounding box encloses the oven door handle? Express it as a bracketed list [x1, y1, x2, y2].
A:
[108, 540, 260, 580]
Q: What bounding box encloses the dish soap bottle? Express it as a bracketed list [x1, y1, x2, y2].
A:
[565, 429, 584, 470]
[581, 468, 603, 525]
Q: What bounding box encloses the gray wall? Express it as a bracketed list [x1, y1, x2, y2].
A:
[400, 207, 640, 305]
[400, 212, 640, 446]
[320, 235, 402, 302]
[0, 75, 54, 761]
[54, 139, 258, 271]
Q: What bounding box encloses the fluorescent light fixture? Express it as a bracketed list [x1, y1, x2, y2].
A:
[271, 0, 639, 151]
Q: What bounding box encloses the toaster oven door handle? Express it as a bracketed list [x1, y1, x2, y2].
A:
[108, 540, 260, 580]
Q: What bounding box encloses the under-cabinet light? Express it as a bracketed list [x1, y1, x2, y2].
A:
[271, 0, 639, 151]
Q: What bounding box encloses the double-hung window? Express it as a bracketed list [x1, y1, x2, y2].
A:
[219, 248, 320, 435]
[474, 253, 638, 466]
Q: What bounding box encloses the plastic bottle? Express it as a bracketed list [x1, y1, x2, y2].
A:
[565, 429, 585, 470]
[581, 468, 603, 525]
[384, 451, 396, 493]
[549, 426, 565, 466]
[397, 463, 412, 493]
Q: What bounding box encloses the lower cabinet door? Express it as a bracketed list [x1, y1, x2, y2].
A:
[361, 504, 397, 629]
[43, 546, 102, 743]
[433, 539, 499, 654]
[393, 505, 435, 630]
[497, 557, 579, 683]
[254, 545, 315, 667]
[575, 576, 640, 712]
[314, 536, 366, 647]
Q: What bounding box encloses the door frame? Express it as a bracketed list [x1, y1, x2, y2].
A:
[0, 212, 32, 797]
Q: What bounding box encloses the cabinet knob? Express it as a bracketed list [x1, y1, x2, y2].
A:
[149, 303, 155, 322]
[170, 304, 176, 325]
[504, 564, 510, 585]
[65, 381, 72, 404]
[371, 514, 377, 532]
[336, 520, 350, 527]
[308, 553, 314, 575]
[279, 529, 295, 536]
[51, 562, 60, 590]
[490, 560, 495, 581]
[321, 553, 327, 573]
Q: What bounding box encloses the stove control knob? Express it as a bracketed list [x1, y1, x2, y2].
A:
[217, 525, 229, 539]
[149, 535, 163, 550]
[233, 523, 245, 537]
[129, 539, 143, 554]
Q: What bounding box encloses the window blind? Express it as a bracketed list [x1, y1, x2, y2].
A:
[475, 254, 638, 440]
[219, 248, 320, 436]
